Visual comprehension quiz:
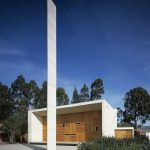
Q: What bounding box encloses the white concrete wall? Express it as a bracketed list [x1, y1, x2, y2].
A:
[28, 111, 43, 143]
[102, 100, 117, 137]
[47, 0, 56, 149]
[146, 132, 150, 141]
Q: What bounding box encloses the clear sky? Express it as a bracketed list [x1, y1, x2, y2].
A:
[0, 0, 150, 113]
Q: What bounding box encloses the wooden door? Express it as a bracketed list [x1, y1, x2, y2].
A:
[64, 118, 71, 142]
[56, 111, 102, 142]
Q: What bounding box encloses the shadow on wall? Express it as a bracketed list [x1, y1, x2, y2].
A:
[34, 114, 43, 124]
[22, 144, 46, 150]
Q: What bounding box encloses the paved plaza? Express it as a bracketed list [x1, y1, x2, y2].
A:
[0, 144, 77, 150]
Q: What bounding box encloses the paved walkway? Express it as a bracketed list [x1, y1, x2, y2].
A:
[0, 144, 77, 150]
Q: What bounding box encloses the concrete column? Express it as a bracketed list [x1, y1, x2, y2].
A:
[47, 0, 56, 149]
[28, 111, 43, 143]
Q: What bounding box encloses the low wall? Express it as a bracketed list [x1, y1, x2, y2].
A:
[115, 127, 134, 139]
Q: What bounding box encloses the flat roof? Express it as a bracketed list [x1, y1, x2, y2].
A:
[30, 99, 114, 116]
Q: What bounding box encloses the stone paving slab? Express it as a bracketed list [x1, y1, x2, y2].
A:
[0, 144, 34, 150]
[0, 144, 77, 150]
[56, 145, 77, 150]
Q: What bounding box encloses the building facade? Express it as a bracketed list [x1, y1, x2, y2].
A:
[28, 100, 119, 143]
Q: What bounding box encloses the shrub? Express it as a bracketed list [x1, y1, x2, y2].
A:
[77, 136, 150, 150]
[134, 134, 149, 145]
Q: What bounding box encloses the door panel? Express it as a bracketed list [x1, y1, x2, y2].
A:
[56, 110, 102, 142]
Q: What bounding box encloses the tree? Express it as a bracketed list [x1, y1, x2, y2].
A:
[34, 81, 47, 109]
[10, 75, 37, 136]
[80, 84, 89, 102]
[118, 122, 131, 127]
[71, 87, 80, 103]
[57, 88, 69, 106]
[0, 75, 49, 143]
[0, 82, 14, 122]
[123, 87, 150, 128]
[90, 78, 104, 100]
[26, 80, 39, 107]
[117, 107, 124, 125]
[2, 112, 26, 143]
[117, 107, 131, 127]
[11, 75, 30, 119]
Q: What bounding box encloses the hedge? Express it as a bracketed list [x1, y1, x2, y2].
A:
[78, 135, 150, 150]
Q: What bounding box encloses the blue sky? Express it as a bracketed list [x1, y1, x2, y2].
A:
[0, 0, 47, 86]
[0, 0, 150, 116]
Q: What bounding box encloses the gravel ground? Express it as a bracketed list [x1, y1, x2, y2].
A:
[0, 144, 77, 150]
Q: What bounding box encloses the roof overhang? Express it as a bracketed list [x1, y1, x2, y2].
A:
[57, 100, 102, 114]
[32, 108, 47, 116]
[31, 100, 105, 116]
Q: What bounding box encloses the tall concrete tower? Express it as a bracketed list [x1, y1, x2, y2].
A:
[47, 0, 56, 149]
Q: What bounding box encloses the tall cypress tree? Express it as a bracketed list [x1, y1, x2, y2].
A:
[71, 87, 79, 103]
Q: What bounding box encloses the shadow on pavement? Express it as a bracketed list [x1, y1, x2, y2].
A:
[21, 144, 47, 150]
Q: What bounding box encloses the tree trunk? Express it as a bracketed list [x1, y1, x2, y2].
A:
[134, 117, 138, 129]
[20, 135, 22, 143]
[9, 135, 13, 143]
[9, 134, 16, 144]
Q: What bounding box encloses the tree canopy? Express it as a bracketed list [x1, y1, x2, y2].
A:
[33, 81, 47, 109]
[123, 87, 150, 128]
[80, 84, 89, 102]
[57, 87, 69, 106]
[90, 78, 104, 100]
[0, 82, 14, 121]
[2, 112, 26, 143]
[0, 75, 49, 143]
[11, 75, 31, 119]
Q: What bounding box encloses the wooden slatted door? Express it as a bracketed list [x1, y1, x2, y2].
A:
[75, 112, 85, 142]
[57, 114, 71, 142]
[43, 117, 47, 142]
[69, 114, 77, 142]
[56, 111, 102, 142]
[64, 118, 71, 142]
[64, 113, 86, 142]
